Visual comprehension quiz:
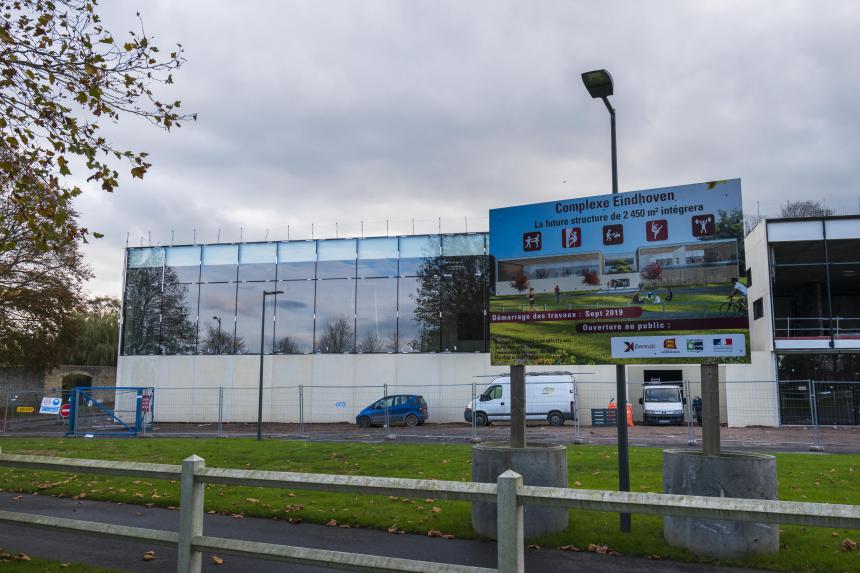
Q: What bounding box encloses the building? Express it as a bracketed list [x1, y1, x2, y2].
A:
[116, 216, 860, 427]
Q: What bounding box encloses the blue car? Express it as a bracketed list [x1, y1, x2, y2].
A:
[356, 395, 428, 428]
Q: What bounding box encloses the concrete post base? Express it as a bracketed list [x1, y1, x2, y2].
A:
[663, 449, 779, 559]
[471, 442, 568, 540]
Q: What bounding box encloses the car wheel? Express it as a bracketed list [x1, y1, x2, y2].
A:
[475, 412, 489, 426]
[548, 412, 565, 427]
[405, 414, 419, 427]
[357, 416, 371, 428]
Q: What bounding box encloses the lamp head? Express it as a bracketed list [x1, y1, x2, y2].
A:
[581, 69, 614, 99]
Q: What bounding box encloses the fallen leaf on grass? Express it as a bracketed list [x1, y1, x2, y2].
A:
[527, 544, 540, 550]
[326, 519, 338, 526]
[245, 498, 260, 503]
[387, 525, 404, 534]
[231, 514, 244, 519]
[431, 507, 442, 513]
[339, 524, 351, 528]
[832, 531, 841, 537]
[15, 553, 31, 561]
[840, 538, 858, 552]
[211, 556, 224, 565]
[647, 554, 662, 560]
[424, 498, 437, 503]
[142, 550, 156, 561]
[558, 545, 582, 552]
[427, 529, 442, 538]
[442, 534, 455, 540]
[587, 544, 620, 556]
[287, 518, 302, 524]
[573, 481, 582, 487]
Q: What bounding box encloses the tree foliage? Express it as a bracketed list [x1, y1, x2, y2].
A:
[780, 200, 833, 219]
[0, 182, 89, 368]
[317, 315, 354, 353]
[0, 0, 194, 250]
[62, 295, 118, 366]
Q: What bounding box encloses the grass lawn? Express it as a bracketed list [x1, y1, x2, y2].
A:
[0, 438, 857, 573]
[0, 551, 119, 573]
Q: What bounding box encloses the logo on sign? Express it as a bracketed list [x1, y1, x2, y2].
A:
[602, 224, 624, 246]
[663, 338, 677, 349]
[691, 214, 715, 237]
[645, 219, 668, 242]
[686, 339, 704, 352]
[561, 227, 581, 248]
[523, 232, 542, 251]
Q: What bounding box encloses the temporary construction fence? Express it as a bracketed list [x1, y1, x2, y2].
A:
[1, 380, 858, 452]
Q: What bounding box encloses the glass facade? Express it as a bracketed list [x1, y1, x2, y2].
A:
[120, 234, 489, 355]
[771, 237, 860, 339]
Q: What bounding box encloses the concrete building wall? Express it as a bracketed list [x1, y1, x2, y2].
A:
[117, 354, 776, 426]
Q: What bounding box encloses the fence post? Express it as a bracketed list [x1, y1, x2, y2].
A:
[572, 380, 583, 445]
[470, 382, 480, 443]
[299, 385, 305, 438]
[497, 470, 524, 573]
[178, 455, 205, 573]
[217, 387, 224, 438]
[383, 383, 394, 440]
[809, 379, 824, 452]
[2, 385, 8, 434]
[685, 379, 696, 446]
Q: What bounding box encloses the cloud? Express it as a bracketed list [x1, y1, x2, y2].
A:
[77, 0, 860, 296]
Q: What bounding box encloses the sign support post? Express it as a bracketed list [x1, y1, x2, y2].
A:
[701, 362, 720, 456]
[510, 365, 526, 448]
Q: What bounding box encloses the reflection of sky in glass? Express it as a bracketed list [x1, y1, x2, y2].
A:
[315, 279, 356, 352]
[399, 236, 441, 277]
[356, 278, 397, 352]
[202, 244, 239, 282]
[273, 281, 315, 353]
[198, 283, 237, 353]
[442, 234, 484, 256]
[165, 246, 201, 283]
[235, 283, 276, 354]
[239, 243, 276, 281]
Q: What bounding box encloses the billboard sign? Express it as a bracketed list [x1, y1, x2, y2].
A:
[489, 179, 748, 365]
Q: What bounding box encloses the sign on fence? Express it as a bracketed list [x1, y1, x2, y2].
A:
[489, 179, 750, 365]
[39, 397, 62, 415]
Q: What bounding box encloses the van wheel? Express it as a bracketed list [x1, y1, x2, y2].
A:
[405, 414, 419, 427]
[357, 416, 371, 428]
[475, 412, 489, 426]
[548, 412, 565, 427]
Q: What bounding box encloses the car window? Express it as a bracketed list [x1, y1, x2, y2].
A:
[482, 385, 502, 400]
[392, 396, 405, 406]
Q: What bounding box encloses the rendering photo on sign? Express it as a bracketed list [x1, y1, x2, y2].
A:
[489, 179, 749, 365]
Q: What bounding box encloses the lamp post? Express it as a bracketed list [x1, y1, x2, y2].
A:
[582, 68, 631, 533]
[257, 290, 283, 441]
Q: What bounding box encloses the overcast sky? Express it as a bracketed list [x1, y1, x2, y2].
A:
[75, 0, 860, 297]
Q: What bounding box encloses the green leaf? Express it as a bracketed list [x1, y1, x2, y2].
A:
[93, 232, 104, 239]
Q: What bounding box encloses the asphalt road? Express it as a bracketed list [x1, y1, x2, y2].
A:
[0, 491, 771, 573]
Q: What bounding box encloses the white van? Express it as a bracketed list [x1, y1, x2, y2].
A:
[638, 384, 686, 425]
[464, 374, 575, 426]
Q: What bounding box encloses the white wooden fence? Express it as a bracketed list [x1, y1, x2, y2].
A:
[0, 447, 858, 573]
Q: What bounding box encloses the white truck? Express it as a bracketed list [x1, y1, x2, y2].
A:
[464, 373, 575, 427]
[638, 384, 686, 425]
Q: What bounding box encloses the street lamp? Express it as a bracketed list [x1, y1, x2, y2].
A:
[257, 289, 283, 441]
[582, 68, 630, 532]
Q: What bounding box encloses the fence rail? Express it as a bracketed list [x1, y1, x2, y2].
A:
[1, 449, 859, 572]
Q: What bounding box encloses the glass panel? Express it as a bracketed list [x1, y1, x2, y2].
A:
[357, 237, 398, 278]
[198, 283, 237, 354]
[201, 244, 238, 282]
[827, 239, 860, 263]
[399, 236, 440, 276]
[829, 264, 860, 337]
[442, 234, 484, 256]
[122, 272, 161, 355]
[770, 241, 826, 265]
[317, 239, 356, 279]
[356, 278, 397, 352]
[441, 256, 487, 352]
[160, 280, 198, 354]
[398, 276, 439, 352]
[165, 245, 200, 283]
[771, 264, 830, 338]
[239, 243, 277, 281]
[273, 281, 315, 353]
[314, 279, 356, 353]
[128, 247, 164, 269]
[235, 283, 276, 354]
[277, 241, 317, 280]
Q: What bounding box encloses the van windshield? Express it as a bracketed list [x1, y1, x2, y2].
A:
[645, 388, 681, 403]
[481, 385, 503, 401]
